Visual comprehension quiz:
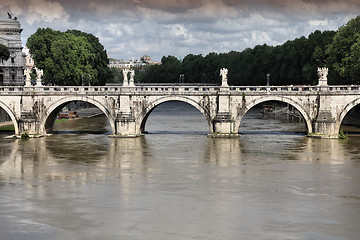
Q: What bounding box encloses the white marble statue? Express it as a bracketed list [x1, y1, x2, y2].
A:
[35, 67, 43, 80]
[220, 68, 228, 86]
[129, 69, 135, 86]
[317, 67, 328, 80]
[34, 67, 43, 86]
[24, 68, 31, 86]
[317, 67, 329, 86]
[122, 69, 129, 86]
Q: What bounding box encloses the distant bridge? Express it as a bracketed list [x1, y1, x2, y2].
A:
[1, 80, 360, 138]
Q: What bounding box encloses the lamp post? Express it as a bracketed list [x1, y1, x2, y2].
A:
[179, 74, 184, 84]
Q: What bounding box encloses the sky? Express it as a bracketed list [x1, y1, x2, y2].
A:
[1, 0, 360, 62]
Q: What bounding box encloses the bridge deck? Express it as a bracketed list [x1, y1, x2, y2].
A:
[1, 85, 360, 95]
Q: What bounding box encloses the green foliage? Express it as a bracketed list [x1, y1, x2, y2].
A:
[338, 129, 348, 139]
[110, 67, 123, 84]
[26, 28, 112, 86]
[66, 30, 113, 85]
[0, 125, 15, 131]
[327, 15, 360, 84]
[136, 30, 336, 85]
[21, 131, 30, 139]
[0, 43, 10, 61]
[55, 118, 69, 123]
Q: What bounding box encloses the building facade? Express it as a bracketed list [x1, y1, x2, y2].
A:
[109, 55, 160, 70]
[0, 16, 24, 85]
[109, 59, 146, 69]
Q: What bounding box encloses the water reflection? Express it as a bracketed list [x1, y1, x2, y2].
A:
[205, 138, 243, 166]
[1, 133, 357, 185]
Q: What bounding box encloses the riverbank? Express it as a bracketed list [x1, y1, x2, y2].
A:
[0, 108, 104, 132]
[0, 121, 14, 131]
[75, 107, 103, 118]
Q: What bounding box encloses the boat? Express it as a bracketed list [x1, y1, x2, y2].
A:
[57, 111, 79, 119]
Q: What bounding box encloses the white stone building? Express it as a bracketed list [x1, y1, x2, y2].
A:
[0, 16, 24, 85]
[109, 59, 146, 69]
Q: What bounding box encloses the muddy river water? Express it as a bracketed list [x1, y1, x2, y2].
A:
[0, 102, 359, 240]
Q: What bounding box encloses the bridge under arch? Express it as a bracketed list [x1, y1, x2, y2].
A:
[0, 100, 19, 135]
[234, 96, 313, 134]
[137, 96, 213, 134]
[41, 97, 116, 135]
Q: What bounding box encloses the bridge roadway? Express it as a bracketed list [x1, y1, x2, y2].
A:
[1, 83, 360, 138]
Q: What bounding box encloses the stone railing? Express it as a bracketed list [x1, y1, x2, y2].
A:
[0, 84, 360, 95]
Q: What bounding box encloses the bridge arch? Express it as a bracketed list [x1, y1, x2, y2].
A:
[337, 97, 360, 133]
[0, 100, 19, 135]
[40, 97, 115, 135]
[234, 96, 313, 134]
[138, 96, 213, 134]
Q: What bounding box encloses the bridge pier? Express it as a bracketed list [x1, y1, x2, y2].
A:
[312, 110, 339, 138]
[210, 112, 239, 137]
[112, 114, 142, 138]
[18, 111, 40, 136]
[209, 89, 239, 137]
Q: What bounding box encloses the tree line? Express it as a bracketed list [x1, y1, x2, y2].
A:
[137, 15, 360, 86]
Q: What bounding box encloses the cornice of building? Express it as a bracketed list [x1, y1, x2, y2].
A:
[0, 19, 22, 33]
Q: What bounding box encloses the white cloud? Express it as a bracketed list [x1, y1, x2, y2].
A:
[2, 0, 360, 61]
[26, 0, 69, 24]
[167, 24, 189, 39]
[308, 19, 329, 27]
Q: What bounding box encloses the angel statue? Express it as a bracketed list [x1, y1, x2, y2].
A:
[317, 67, 328, 86]
[220, 68, 228, 86]
[122, 69, 129, 86]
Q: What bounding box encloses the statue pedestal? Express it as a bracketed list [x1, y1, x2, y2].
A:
[25, 79, 31, 87]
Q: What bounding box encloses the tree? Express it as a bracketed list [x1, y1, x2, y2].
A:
[26, 28, 112, 86]
[327, 15, 360, 84]
[181, 54, 204, 83]
[158, 56, 181, 83]
[0, 44, 10, 61]
[66, 30, 113, 85]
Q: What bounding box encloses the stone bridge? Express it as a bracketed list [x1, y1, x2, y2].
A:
[1, 80, 360, 138]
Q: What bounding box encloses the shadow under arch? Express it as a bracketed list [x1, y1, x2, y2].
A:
[138, 96, 213, 134]
[337, 97, 360, 133]
[234, 96, 313, 134]
[0, 100, 19, 135]
[40, 97, 115, 134]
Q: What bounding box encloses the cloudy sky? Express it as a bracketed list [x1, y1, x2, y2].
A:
[1, 0, 359, 61]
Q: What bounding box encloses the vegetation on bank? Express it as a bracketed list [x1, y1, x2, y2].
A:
[338, 129, 348, 139]
[0, 119, 69, 132]
[55, 118, 69, 123]
[136, 15, 360, 86]
[0, 125, 14, 131]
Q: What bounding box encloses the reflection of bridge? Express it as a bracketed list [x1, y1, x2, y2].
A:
[1, 82, 360, 138]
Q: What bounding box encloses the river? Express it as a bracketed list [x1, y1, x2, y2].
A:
[0, 101, 359, 240]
